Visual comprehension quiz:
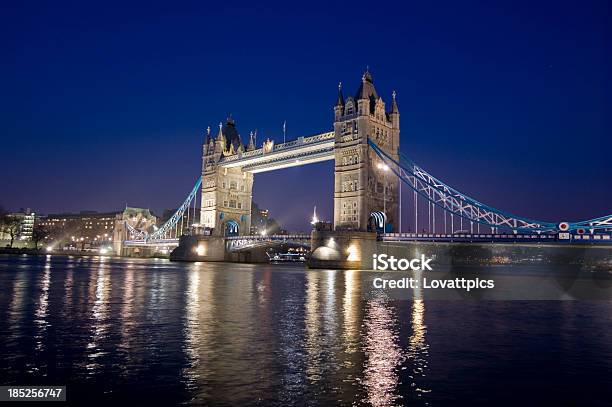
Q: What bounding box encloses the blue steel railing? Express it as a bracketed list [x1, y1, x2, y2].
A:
[369, 139, 612, 233]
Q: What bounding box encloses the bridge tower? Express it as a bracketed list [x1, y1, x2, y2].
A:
[200, 118, 253, 236]
[333, 69, 400, 232]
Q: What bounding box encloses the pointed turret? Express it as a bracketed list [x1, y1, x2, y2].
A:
[216, 121, 224, 138]
[204, 126, 212, 144]
[203, 126, 213, 157]
[221, 116, 242, 153]
[336, 82, 344, 107]
[389, 90, 400, 129]
[391, 90, 399, 114]
[247, 131, 255, 151]
[356, 67, 378, 100]
[215, 121, 225, 153]
[355, 68, 378, 115]
[334, 82, 345, 121]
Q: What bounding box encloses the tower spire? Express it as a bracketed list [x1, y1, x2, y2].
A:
[247, 131, 255, 151]
[205, 126, 211, 144]
[215, 121, 225, 151]
[336, 81, 344, 107]
[391, 90, 399, 113]
[362, 66, 373, 83]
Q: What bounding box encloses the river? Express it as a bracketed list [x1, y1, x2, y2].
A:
[0, 255, 610, 405]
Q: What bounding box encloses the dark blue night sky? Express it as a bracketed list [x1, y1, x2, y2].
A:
[1, 0, 610, 232]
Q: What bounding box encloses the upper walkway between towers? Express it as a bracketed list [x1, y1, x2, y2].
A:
[218, 131, 335, 173]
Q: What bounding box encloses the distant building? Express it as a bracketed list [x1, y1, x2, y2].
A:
[5, 208, 36, 240]
[0, 208, 38, 248]
[250, 201, 282, 235]
[41, 207, 156, 252]
[250, 205, 269, 235]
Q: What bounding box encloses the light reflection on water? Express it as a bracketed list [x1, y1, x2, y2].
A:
[0, 255, 611, 406]
[34, 261, 51, 353]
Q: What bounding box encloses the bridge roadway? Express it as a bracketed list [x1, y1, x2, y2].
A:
[123, 234, 312, 251]
[123, 238, 180, 247]
[381, 232, 612, 244]
[218, 132, 335, 173]
[123, 232, 611, 252]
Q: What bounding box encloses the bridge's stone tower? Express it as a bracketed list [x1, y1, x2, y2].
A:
[333, 70, 400, 232]
[201, 118, 253, 236]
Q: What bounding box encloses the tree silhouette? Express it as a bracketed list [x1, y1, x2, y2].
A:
[1, 215, 22, 248]
[31, 223, 49, 250]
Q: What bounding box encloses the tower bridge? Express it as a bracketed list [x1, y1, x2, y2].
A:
[218, 131, 335, 173]
[120, 69, 612, 266]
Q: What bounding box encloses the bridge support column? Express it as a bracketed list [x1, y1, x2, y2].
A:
[169, 235, 227, 262]
[308, 230, 378, 269]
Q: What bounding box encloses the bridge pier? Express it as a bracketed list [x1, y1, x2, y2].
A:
[310, 234, 612, 270]
[225, 248, 270, 263]
[121, 246, 159, 258]
[170, 235, 227, 262]
[308, 230, 378, 269]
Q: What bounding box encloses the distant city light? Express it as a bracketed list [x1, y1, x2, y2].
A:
[195, 244, 206, 256]
[99, 248, 108, 255]
[311, 205, 319, 225]
[46, 246, 53, 253]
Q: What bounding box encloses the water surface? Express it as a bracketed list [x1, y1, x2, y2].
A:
[0, 255, 610, 405]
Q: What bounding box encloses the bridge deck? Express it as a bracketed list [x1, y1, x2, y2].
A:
[381, 232, 612, 244]
[218, 132, 334, 173]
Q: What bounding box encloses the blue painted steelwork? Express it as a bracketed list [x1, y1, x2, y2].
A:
[147, 177, 202, 241]
[126, 222, 148, 240]
[369, 140, 612, 233]
[381, 232, 612, 244]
